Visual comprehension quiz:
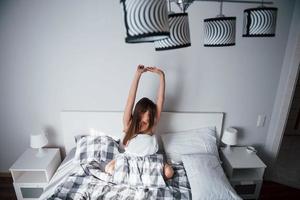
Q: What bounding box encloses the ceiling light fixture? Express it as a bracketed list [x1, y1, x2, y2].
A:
[243, 0, 277, 37]
[120, 0, 170, 43]
[120, 0, 275, 50]
[204, 0, 236, 47]
[154, 0, 191, 51]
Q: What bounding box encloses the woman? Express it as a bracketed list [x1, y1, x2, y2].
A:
[105, 65, 174, 179]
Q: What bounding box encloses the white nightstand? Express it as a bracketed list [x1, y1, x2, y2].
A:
[220, 146, 266, 200]
[10, 148, 61, 200]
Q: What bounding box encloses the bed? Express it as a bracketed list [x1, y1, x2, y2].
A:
[40, 111, 241, 200]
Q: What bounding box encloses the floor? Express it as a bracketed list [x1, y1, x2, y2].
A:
[272, 135, 300, 189]
[1, 176, 300, 200]
[259, 181, 300, 200]
[0, 177, 17, 200]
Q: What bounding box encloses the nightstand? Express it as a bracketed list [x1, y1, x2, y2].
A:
[220, 146, 266, 200]
[9, 148, 61, 200]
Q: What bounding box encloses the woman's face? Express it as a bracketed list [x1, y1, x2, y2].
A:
[139, 111, 150, 132]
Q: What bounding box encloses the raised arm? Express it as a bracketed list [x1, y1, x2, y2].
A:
[123, 65, 146, 132]
[147, 67, 165, 124]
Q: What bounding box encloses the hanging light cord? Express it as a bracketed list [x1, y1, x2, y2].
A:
[175, 0, 189, 13]
[168, 0, 172, 12]
[220, 0, 223, 16]
[218, 0, 225, 17]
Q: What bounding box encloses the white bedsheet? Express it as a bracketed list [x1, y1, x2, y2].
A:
[39, 148, 78, 200]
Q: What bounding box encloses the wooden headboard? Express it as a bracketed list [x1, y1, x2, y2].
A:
[61, 111, 224, 154]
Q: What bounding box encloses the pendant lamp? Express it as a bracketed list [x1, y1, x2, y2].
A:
[154, 13, 191, 50]
[120, 0, 170, 43]
[243, 1, 277, 37]
[204, 0, 236, 47]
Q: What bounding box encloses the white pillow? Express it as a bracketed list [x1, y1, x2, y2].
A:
[182, 154, 242, 200]
[161, 127, 219, 163]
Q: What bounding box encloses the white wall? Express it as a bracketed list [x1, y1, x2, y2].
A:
[265, 0, 300, 166]
[0, 0, 296, 172]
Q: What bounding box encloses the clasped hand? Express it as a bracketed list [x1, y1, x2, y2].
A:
[137, 64, 164, 76]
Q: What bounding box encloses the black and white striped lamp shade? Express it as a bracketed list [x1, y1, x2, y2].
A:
[243, 7, 277, 37]
[121, 0, 170, 43]
[204, 17, 236, 47]
[154, 13, 191, 51]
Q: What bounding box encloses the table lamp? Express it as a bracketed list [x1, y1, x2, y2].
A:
[222, 127, 238, 151]
[30, 133, 48, 157]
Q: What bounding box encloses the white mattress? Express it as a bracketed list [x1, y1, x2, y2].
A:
[40, 148, 78, 200]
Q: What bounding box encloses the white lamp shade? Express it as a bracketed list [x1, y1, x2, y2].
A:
[243, 7, 277, 37]
[154, 13, 191, 51]
[30, 133, 48, 148]
[204, 16, 236, 47]
[221, 127, 238, 145]
[120, 0, 170, 43]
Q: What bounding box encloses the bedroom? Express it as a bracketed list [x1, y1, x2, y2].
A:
[0, 0, 300, 199]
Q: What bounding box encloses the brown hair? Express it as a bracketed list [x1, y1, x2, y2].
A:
[123, 97, 157, 146]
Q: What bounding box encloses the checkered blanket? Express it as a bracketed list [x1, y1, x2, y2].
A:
[112, 154, 166, 188]
[46, 135, 191, 200]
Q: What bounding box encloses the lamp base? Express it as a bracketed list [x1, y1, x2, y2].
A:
[36, 148, 46, 157]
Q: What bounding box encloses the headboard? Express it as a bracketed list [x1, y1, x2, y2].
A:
[61, 111, 224, 154]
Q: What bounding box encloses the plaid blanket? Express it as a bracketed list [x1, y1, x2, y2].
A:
[46, 135, 191, 200]
[112, 154, 166, 188]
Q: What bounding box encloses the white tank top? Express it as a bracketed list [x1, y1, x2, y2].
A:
[125, 134, 159, 156]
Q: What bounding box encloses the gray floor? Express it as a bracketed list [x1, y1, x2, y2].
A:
[272, 136, 300, 189]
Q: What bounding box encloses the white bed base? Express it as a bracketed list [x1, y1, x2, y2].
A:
[61, 111, 224, 154]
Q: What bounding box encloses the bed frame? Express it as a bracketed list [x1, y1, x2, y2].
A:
[61, 111, 224, 154]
